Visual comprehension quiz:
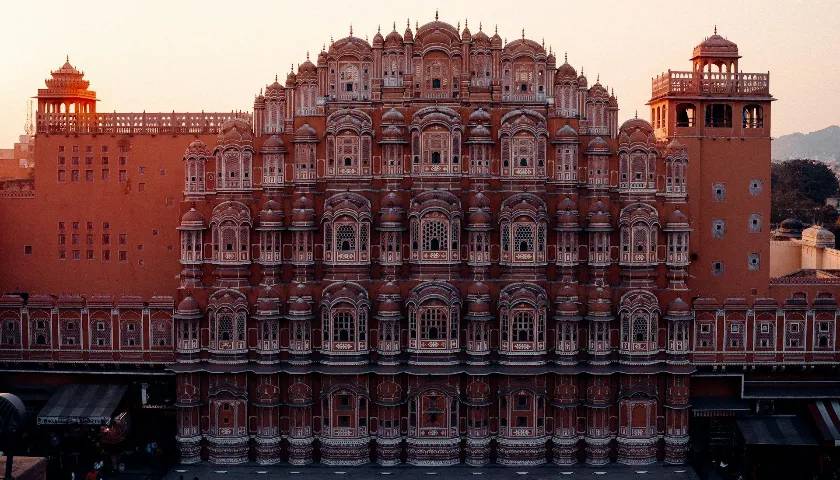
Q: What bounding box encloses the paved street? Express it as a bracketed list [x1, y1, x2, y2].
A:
[164, 463, 699, 480]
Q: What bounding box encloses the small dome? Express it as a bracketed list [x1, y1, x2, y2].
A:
[468, 300, 491, 315]
[381, 108, 405, 124]
[259, 201, 284, 226]
[262, 134, 285, 150]
[291, 194, 315, 224]
[554, 124, 578, 139]
[468, 191, 491, 210]
[285, 70, 297, 86]
[177, 296, 200, 313]
[461, 24, 471, 41]
[469, 107, 491, 124]
[667, 209, 688, 225]
[289, 298, 311, 315]
[586, 136, 609, 154]
[294, 123, 318, 141]
[379, 280, 401, 297]
[802, 225, 836, 248]
[557, 61, 577, 79]
[298, 58, 317, 76]
[472, 28, 490, 47]
[372, 30, 384, 47]
[217, 118, 254, 146]
[403, 23, 414, 42]
[186, 139, 209, 156]
[385, 28, 403, 47]
[381, 190, 403, 208]
[693, 33, 739, 59]
[556, 301, 579, 317]
[467, 281, 490, 297]
[667, 297, 691, 315]
[490, 31, 502, 48]
[554, 283, 579, 301]
[180, 208, 205, 229]
[470, 124, 491, 137]
[378, 298, 401, 314]
[468, 209, 491, 226]
[588, 200, 611, 227]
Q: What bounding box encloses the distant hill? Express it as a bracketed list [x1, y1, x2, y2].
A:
[773, 125, 840, 163]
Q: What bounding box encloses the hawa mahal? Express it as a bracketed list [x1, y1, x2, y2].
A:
[1, 15, 837, 468]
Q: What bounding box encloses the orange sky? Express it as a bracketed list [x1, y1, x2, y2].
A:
[1, 0, 838, 145]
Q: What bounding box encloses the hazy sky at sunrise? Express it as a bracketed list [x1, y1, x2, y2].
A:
[1, 0, 838, 146]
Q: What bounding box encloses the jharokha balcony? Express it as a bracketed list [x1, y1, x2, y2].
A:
[651, 70, 770, 98]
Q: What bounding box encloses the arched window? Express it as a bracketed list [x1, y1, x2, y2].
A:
[676, 103, 696, 127]
[619, 203, 659, 266]
[498, 283, 548, 356]
[500, 193, 548, 266]
[743, 104, 764, 128]
[322, 387, 368, 439]
[407, 282, 461, 354]
[410, 106, 462, 176]
[409, 191, 461, 265]
[322, 193, 371, 265]
[499, 389, 545, 438]
[320, 283, 369, 357]
[499, 109, 548, 178]
[0, 317, 21, 347]
[410, 388, 458, 439]
[705, 103, 732, 128]
[208, 290, 248, 352]
[183, 140, 208, 193]
[619, 290, 660, 354]
[326, 110, 373, 177]
[215, 147, 253, 190]
[210, 201, 251, 264]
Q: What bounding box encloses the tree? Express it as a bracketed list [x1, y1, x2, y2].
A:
[771, 159, 840, 224]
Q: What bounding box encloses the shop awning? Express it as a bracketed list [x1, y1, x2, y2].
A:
[37, 384, 127, 426]
[809, 400, 840, 447]
[736, 415, 818, 446]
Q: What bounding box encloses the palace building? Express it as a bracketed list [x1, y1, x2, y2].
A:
[1, 16, 838, 469]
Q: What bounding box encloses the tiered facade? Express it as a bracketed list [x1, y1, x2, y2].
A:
[4, 16, 837, 470]
[170, 19, 694, 466]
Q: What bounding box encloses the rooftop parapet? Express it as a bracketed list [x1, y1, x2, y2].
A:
[36, 111, 252, 135]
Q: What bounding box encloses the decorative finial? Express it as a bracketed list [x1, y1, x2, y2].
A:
[522, 28, 525, 39]
[66, 54, 69, 63]
[596, 73, 600, 83]
[435, 9, 439, 21]
[322, 43, 326, 51]
[349, 24, 353, 36]
[306, 51, 310, 60]
[330, 35, 334, 44]
[465, 18, 468, 28]
[393, 21, 396, 31]
[275, 74, 278, 82]
[479, 22, 483, 31]
[635, 110, 638, 119]
[290, 64, 294, 72]
[542, 38, 545, 48]
[714, 24, 717, 35]
[457, 21, 460, 30]
[377, 24, 381, 33]
[416, 20, 419, 30]
[407, 18, 410, 29]
[495, 24, 498, 35]
[564, 51, 568, 63]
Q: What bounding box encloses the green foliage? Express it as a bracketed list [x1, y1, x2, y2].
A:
[771, 159, 840, 224]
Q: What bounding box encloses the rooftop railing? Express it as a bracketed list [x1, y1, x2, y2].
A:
[651, 70, 770, 98]
[36, 111, 252, 135]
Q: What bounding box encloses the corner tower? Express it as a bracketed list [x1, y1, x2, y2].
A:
[649, 30, 773, 298]
[35, 56, 98, 114]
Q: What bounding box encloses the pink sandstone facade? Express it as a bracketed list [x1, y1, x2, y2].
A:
[1, 17, 837, 468]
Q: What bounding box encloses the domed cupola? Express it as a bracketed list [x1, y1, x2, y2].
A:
[258, 199, 285, 229]
[555, 196, 580, 230]
[290, 194, 316, 229]
[378, 190, 405, 229]
[260, 134, 286, 154]
[587, 200, 612, 230]
[179, 208, 206, 231]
